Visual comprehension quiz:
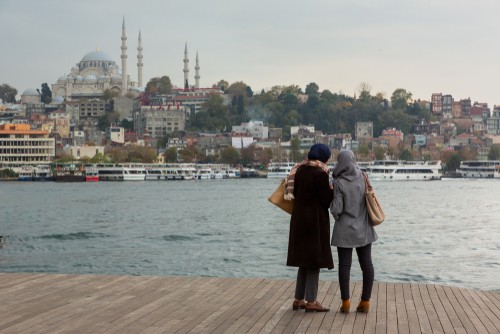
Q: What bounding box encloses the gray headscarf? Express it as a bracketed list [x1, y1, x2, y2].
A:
[332, 149, 361, 181]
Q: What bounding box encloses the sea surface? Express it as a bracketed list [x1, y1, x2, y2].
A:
[0, 178, 499, 291]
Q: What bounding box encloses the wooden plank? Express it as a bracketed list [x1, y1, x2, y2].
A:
[317, 280, 343, 334]
[351, 281, 369, 334]
[375, 281, 387, 334]
[394, 283, 409, 334]
[429, 284, 464, 334]
[459, 288, 500, 334]
[402, 281, 421, 334]
[418, 283, 444, 333]
[386, 283, 398, 334]
[363, 281, 378, 334]
[411, 283, 432, 334]
[308, 280, 338, 333]
[443, 285, 479, 334]
[294, 280, 333, 334]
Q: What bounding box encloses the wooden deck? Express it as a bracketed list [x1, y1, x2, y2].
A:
[0, 273, 499, 334]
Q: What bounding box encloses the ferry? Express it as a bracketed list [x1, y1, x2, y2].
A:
[456, 160, 500, 178]
[53, 163, 85, 182]
[167, 164, 195, 180]
[266, 162, 297, 179]
[145, 168, 166, 181]
[17, 166, 34, 181]
[98, 166, 146, 181]
[33, 165, 53, 181]
[365, 160, 442, 181]
[196, 167, 213, 180]
[84, 167, 99, 182]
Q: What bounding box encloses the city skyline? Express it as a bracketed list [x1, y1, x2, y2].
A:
[1, 0, 500, 106]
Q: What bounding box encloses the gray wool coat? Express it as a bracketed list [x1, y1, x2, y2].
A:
[330, 174, 378, 248]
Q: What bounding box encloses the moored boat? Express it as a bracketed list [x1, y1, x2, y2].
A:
[84, 167, 99, 182]
[365, 160, 442, 181]
[266, 162, 297, 178]
[456, 160, 500, 178]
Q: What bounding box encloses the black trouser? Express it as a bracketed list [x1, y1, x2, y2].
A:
[337, 243, 374, 301]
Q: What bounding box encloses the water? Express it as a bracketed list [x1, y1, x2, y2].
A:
[0, 179, 499, 291]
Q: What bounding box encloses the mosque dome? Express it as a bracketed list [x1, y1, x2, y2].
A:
[84, 74, 97, 81]
[81, 50, 114, 62]
[75, 75, 83, 81]
[22, 88, 40, 96]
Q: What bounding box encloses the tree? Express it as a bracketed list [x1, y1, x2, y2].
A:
[145, 76, 172, 95]
[216, 79, 229, 92]
[39, 83, 52, 104]
[305, 82, 319, 96]
[391, 88, 412, 110]
[399, 149, 413, 161]
[220, 146, 239, 165]
[373, 146, 386, 160]
[164, 147, 178, 162]
[97, 111, 120, 131]
[487, 145, 500, 160]
[0, 84, 17, 103]
[121, 118, 134, 130]
[240, 145, 256, 166]
[445, 153, 461, 172]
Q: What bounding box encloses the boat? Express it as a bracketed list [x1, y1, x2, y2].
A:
[171, 164, 196, 180]
[145, 168, 166, 181]
[84, 167, 99, 182]
[196, 167, 213, 180]
[97, 166, 146, 181]
[266, 162, 297, 178]
[33, 165, 53, 181]
[365, 160, 443, 181]
[17, 166, 34, 181]
[52, 163, 85, 182]
[456, 160, 500, 178]
[240, 168, 261, 178]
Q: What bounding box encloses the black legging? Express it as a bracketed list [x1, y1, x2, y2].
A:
[337, 243, 374, 301]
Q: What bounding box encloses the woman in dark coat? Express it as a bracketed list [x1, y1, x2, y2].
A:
[286, 143, 334, 312]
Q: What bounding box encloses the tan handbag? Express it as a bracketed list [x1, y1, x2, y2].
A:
[268, 179, 294, 215]
[363, 173, 385, 226]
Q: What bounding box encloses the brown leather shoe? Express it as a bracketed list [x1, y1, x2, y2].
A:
[340, 299, 350, 314]
[356, 300, 370, 313]
[292, 300, 306, 310]
[305, 301, 330, 313]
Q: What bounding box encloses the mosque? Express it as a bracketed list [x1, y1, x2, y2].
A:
[51, 18, 143, 101]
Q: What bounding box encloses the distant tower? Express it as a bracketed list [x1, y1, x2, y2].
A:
[183, 43, 189, 89]
[121, 18, 128, 95]
[137, 30, 143, 88]
[195, 51, 200, 88]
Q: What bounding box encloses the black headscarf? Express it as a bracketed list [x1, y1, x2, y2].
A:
[307, 143, 331, 163]
[332, 149, 361, 181]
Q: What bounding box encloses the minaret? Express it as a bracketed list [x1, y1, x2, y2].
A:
[183, 42, 189, 89]
[137, 30, 143, 88]
[195, 51, 200, 89]
[121, 17, 128, 95]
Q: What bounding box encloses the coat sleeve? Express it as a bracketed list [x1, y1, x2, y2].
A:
[330, 180, 343, 221]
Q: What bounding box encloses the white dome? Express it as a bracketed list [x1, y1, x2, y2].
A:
[22, 88, 40, 96]
[81, 50, 114, 62]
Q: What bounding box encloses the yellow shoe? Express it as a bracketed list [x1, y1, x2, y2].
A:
[356, 300, 370, 313]
[339, 299, 350, 314]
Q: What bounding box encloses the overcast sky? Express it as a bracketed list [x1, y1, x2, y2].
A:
[1, 0, 500, 106]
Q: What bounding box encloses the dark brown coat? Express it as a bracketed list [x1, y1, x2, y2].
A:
[286, 165, 334, 269]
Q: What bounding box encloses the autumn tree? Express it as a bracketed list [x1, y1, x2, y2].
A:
[145, 76, 172, 95]
[220, 146, 239, 165]
[164, 147, 178, 162]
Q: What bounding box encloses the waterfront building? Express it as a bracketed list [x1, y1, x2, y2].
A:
[487, 106, 500, 135]
[355, 122, 373, 140]
[452, 101, 462, 118]
[412, 121, 441, 136]
[0, 123, 55, 168]
[107, 126, 125, 145]
[62, 145, 105, 160]
[134, 105, 186, 147]
[461, 98, 471, 117]
[442, 94, 453, 119]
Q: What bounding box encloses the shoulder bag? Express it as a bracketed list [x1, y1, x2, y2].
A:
[362, 172, 385, 226]
[268, 179, 294, 215]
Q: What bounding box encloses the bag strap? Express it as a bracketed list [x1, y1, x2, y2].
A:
[362, 172, 372, 191]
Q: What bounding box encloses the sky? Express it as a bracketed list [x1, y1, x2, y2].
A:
[1, 0, 500, 106]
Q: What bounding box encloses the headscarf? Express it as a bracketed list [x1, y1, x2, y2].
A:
[284, 144, 332, 200]
[307, 143, 331, 163]
[332, 149, 361, 181]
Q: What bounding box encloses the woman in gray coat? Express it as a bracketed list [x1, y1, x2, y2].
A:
[330, 149, 378, 314]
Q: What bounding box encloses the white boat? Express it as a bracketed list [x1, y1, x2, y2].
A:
[267, 162, 297, 179]
[172, 164, 196, 180]
[98, 166, 146, 181]
[456, 160, 500, 178]
[33, 165, 53, 181]
[211, 169, 224, 179]
[17, 166, 34, 181]
[196, 167, 213, 180]
[145, 168, 166, 181]
[365, 160, 442, 181]
[223, 169, 240, 179]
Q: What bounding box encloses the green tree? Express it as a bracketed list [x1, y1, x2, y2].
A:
[488, 145, 500, 160]
[445, 153, 461, 172]
[373, 146, 386, 160]
[145, 76, 172, 95]
[97, 111, 120, 131]
[220, 146, 239, 165]
[0, 84, 17, 103]
[39, 83, 52, 104]
[290, 137, 301, 161]
[391, 88, 412, 110]
[399, 149, 413, 161]
[121, 118, 134, 130]
[240, 145, 256, 166]
[90, 153, 109, 163]
[305, 82, 319, 96]
[216, 79, 229, 92]
[164, 147, 178, 162]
